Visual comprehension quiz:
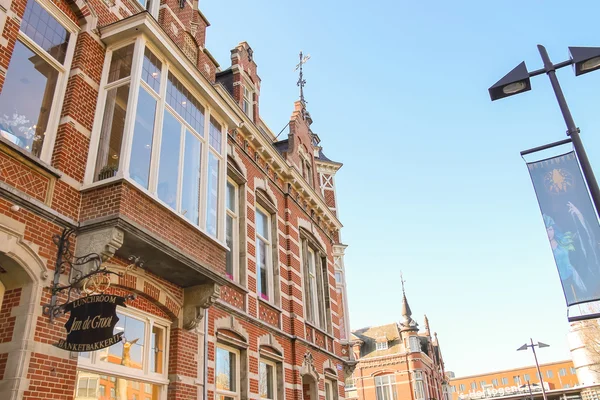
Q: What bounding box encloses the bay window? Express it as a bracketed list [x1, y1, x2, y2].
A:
[76, 308, 169, 399]
[89, 39, 226, 240]
[0, 0, 76, 161]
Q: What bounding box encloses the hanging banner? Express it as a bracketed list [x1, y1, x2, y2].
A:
[528, 151, 600, 306]
[54, 294, 127, 352]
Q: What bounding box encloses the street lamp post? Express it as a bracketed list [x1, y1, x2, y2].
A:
[489, 44, 600, 219]
[517, 339, 550, 400]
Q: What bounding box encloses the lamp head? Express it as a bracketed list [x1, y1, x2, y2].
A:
[489, 62, 531, 101]
[570, 47, 600, 76]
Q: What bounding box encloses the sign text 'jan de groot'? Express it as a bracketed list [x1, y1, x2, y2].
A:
[54, 294, 127, 352]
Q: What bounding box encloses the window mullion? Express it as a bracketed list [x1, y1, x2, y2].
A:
[199, 107, 210, 230]
[120, 37, 146, 179]
[148, 61, 168, 194]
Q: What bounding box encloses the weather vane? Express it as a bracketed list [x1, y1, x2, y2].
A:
[295, 51, 311, 105]
[400, 272, 406, 295]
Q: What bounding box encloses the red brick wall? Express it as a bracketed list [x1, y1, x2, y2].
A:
[0, 288, 20, 343]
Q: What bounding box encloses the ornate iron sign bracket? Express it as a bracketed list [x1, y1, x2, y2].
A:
[43, 228, 142, 322]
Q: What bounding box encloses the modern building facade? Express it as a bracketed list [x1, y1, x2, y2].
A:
[449, 360, 579, 400]
[346, 288, 448, 400]
[0, 0, 354, 399]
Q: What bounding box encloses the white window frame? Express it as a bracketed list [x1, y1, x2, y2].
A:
[501, 377, 508, 385]
[5, 0, 78, 163]
[459, 384, 465, 392]
[259, 358, 277, 400]
[375, 374, 397, 400]
[413, 371, 425, 400]
[226, 178, 239, 281]
[409, 336, 420, 353]
[325, 379, 335, 400]
[216, 344, 240, 400]
[242, 84, 253, 120]
[84, 37, 227, 242]
[307, 246, 321, 327]
[492, 378, 498, 387]
[559, 368, 567, 377]
[376, 341, 388, 351]
[76, 306, 170, 398]
[255, 204, 273, 302]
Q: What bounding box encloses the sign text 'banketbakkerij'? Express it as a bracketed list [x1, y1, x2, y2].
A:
[54, 294, 127, 352]
[528, 151, 600, 306]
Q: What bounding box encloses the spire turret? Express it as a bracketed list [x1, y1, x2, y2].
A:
[399, 273, 418, 332]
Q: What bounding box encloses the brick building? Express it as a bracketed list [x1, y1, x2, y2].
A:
[0, 0, 355, 399]
[449, 360, 579, 400]
[346, 287, 449, 400]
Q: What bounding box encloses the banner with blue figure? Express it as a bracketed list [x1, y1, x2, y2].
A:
[528, 151, 600, 306]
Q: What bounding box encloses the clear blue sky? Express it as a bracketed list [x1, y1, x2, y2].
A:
[202, 0, 600, 376]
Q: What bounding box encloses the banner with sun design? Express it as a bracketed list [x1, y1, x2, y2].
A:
[528, 151, 600, 306]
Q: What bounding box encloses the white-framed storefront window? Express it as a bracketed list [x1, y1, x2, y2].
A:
[75, 307, 170, 400]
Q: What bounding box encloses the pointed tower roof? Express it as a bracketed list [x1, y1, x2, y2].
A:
[424, 314, 431, 336]
[399, 274, 418, 332]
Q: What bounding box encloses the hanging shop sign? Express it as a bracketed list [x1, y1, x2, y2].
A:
[54, 294, 127, 352]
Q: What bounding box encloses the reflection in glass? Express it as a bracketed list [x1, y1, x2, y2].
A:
[181, 131, 201, 225]
[129, 88, 156, 188]
[108, 44, 134, 83]
[74, 370, 161, 400]
[209, 116, 221, 151]
[259, 362, 273, 399]
[166, 72, 204, 134]
[226, 181, 236, 212]
[216, 347, 236, 392]
[21, 0, 70, 63]
[150, 326, 164, 374]
[226, 214, 233, 278]
[94, 84, 130, 181]
[206, 152, 219, 236]
[0, 40, 59, 157]
[256, 209, 268, 238]
[157, 111, 181, 210]
[104, 313, 145, 369]
[257, 238, 268, 300]
[142, 48, 161, 93]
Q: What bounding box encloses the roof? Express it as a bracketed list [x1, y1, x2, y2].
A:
[315, 149, 342, 165]
[352, 323, 403, 359]
[273, 139, 289, 155]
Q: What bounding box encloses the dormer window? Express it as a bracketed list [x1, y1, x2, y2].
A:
[409, 336, 420, 353]
[243, 85, 253, 120]
[376, 341, 388, 351]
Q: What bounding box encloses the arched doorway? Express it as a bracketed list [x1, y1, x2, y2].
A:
[302, 373, 318, 400]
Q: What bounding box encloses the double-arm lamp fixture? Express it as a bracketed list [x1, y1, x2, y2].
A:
[489, 45, 600, 222]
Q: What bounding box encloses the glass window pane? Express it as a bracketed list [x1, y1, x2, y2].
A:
[129, 87, 156, 188]
[257, 238, 268, 300]
[226, 181, 236, 212]
[150, 326, 164, 374]
[94, 84, 129, 181]
[108, 44, 134, 83]
[226, 214, 234, 278]
[166, 73, 204, 134]
[181, 131, 201, 225]
[107, 313, 145, 369]
[0, 40, 59, 157]
[76, 370, 161, 400]
[206, 152, 219, 236]
[216, 347, 235, 392]
[259, 362, 273, 399]
[256, 209, 269, 239]
[142, 47, 161, 93]
[21, 0, 69, 63]
[157, 111, 182, 210]
[209, 116, 221, 151]
[325, 381, 331, 400]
